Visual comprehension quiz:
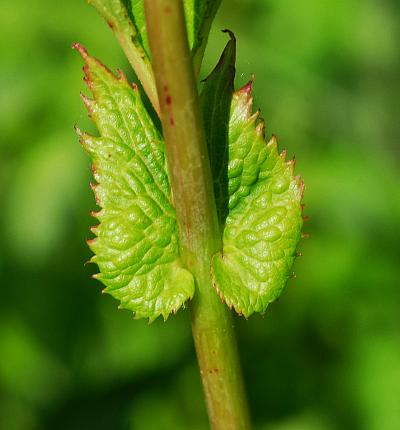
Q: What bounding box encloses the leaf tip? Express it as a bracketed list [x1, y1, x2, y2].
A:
[116, 68, 128, 83]
[72, 42, 88, 59]
[87, 237, 96, 246]
[90, 210, 101, 219]
[255, 120, 266, 137]
[74, 124, 82, 136]
[80, 92, 95, 114]
[287, 156, 296, 170]
[268, 134, 278, 148]
[238, 75, 255, 95]
[83, 258, 92, 267]
[221, 29, 236, 42]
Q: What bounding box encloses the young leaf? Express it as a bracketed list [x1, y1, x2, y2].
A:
[89, 0, 221, 110]
[129, 1, 149, 55]
[200, 30, 235, 225]
[120, 0, 221, 76]
[184, 0, 222, 75]
[87, 0, 158, 113]
[202, 36, 304, 317]
[74, 44, 194, 321]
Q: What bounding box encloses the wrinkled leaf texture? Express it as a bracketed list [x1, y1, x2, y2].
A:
[76, 29, 303, 320]
[201, 34, 304, 317]
[75, 44, 194, 322]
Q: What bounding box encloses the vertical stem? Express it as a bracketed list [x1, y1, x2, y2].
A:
[144, 1, 251, 429]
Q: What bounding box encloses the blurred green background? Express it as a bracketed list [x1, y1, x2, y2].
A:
[1, 0, 399, 429]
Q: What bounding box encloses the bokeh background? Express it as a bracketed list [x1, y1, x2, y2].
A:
[1, 0, 399, 429]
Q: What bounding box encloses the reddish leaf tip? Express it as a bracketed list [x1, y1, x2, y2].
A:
[72, 42, 88, 59]
[239, 79, 253, 95]
[116, 68, 128, 82]
[89, 181, 96, 190]
[90, 210, 100, 218]
[74, 124, 82, 135]
[80, 92, 94, 111]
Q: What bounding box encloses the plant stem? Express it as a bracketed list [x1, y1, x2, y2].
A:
[144, 1, 251, 429]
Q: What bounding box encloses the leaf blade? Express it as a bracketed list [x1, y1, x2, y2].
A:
[75, 44, 194, 321]
[202, 38, 304, 317]
[200, 30, 235, 226]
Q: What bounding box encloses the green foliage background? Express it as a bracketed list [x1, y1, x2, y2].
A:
[1, 0, 399, 428]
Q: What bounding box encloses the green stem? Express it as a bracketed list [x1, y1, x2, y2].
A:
[144, 1, 251, 429]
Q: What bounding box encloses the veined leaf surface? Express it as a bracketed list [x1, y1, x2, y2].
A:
[202, 36, 304, 317]
[75, 44, 194, 321]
